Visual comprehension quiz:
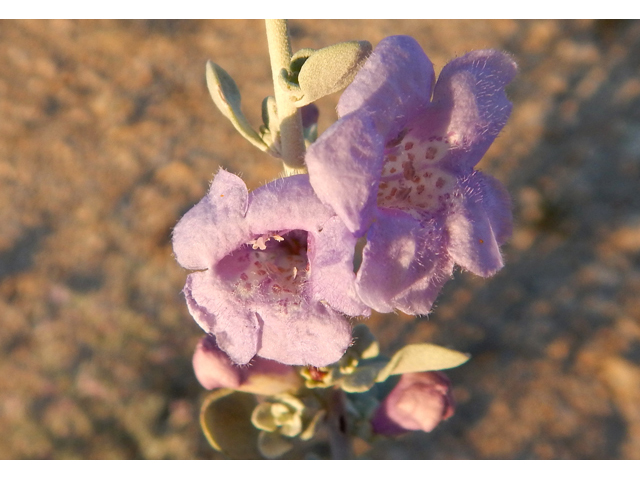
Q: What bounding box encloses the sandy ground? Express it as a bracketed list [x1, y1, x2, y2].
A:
[1, 19, 640, 459]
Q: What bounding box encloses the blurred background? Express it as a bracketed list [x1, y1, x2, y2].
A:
[1, 19, 639, 459]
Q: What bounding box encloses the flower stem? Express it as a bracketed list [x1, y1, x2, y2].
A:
[264, 19, 306, 174]
[326, 388, 354, 460]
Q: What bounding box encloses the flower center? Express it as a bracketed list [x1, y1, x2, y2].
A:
[217, 230, 309, 305]
[378, 132, 456, 220]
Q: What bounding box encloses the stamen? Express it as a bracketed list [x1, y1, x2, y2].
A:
[222, 230, 310, 307]
[248, 233, 285, 250]
[248, 235, 268, 250]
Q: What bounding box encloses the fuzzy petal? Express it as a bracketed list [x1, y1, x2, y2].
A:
[474, 171, 512, 245]
[338, 35, 435, 139]
[446, 193, 504, 277]
[186, 271, 260, 364]
[356, 210, 447, 314]
[308, 216, 370, 317]
[306, 113, 385, 236]
[433, 50, 517, 172]
[245, 174, 333, 235]
[184, 274, 216, 333]
[390, 257, 454, 315]
[172, 169, 249, 269]
[256, 304, 352, 367]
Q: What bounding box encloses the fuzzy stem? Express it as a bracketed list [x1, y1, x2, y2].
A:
[264, 19, 306, 173]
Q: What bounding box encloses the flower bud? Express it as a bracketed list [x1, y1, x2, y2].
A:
[371, 372, 455, 435]
[193, 336, 303, 396]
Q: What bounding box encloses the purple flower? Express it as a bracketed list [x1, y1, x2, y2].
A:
[371, 372, 455, 436]
[192, 335, 302, 395]
[305, 36, 516, 315]
[172, 169, 368, 367]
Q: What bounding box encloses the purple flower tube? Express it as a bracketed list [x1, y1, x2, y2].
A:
[306, 36, 516, 315]
[172, 169, 369, 367]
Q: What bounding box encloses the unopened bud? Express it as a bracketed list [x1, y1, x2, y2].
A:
[371, 372, 455, 435]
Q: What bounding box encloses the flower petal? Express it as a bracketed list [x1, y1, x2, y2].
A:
[172, 169, 249, 270]
[446, 186, 504, 277]
[256, 303, 352, 367]
[474, 171, 512, 245]
[185, 271, 260, 364]
[390, 257, 454, 315]
[337, 35, 435, 139]
[184, 274, 216, 332]
[356, 210, 448, 314]
[245, 174, 333, 235]
[308, 216, 370, 317]
[306, 113, 385, 235]
[432, 50, 517, 172]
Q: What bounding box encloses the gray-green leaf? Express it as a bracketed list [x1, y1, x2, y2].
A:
[205, 61, 270, 153]
[375, 344, 470, 383]
[294, 41, 372, 107]
[199, 389, 262, 459]
[339, 363, 387, 393]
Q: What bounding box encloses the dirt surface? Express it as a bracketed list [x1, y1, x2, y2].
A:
[1, 19, 640, 459]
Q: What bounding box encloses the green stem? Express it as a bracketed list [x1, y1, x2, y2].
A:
[264, 19, 306, 174]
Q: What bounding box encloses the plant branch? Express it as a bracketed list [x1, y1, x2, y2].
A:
[264, 19, 306, 173]
[326, 388, 354, 460]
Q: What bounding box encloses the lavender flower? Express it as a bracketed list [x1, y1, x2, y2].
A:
[193, 335, 302, 395]
[172, 169, 369, 367]
[305, 36, 516, 315]
[371, 372, 455, 436]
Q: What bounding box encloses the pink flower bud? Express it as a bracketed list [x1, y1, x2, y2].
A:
[371, 372, 455, 435]
[192, 336, 303, 395]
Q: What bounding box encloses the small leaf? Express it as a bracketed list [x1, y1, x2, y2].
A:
[205, 61, 270, 153]
[299, 409, 326, 441]
[294, 41, 372, 107]
[279, 415, 303, 438]
[206, 61, 241, 119]
[289, 48, 316, 83]
[251, 402, 279, 432]
[199, 389, 262, 459]
[257, 431, 294, 459]
[375, 344, 470, 382]
[339, 363, 386, 393]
